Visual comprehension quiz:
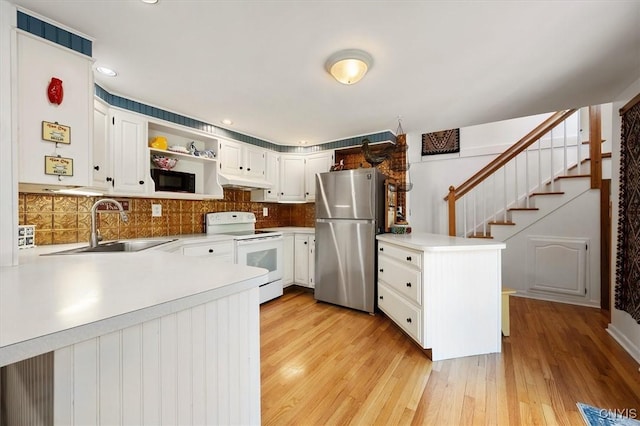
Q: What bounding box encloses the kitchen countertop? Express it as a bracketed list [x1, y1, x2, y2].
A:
[0, 235, 267, 367]
[377, 232, 506, 252]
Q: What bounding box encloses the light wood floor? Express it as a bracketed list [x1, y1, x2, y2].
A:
[260, 287, 640, 425]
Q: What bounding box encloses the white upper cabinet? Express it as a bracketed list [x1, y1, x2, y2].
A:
[251, 151, 280, 202]
[219, 139, 266, 178]
[279, 154, 306, 202]
[91, 99, 111, 190]
[16, 32, 93, 189]
[110, 109, 149, 195]
[304, 152, 333, 202]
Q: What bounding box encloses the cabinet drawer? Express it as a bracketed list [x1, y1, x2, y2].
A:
[182, 241, 233, 261]
[377, 255, 421, 305]
[378, 284, 421, 343]
[378, 242, 421, 269]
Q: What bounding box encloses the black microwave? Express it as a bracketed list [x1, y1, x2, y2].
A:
[151, 169, 196, 193]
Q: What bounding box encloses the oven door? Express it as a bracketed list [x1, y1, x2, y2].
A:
[235, 236, 283, 284]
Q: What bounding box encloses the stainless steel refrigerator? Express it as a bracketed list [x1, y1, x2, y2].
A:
[314, 168, 386, 314]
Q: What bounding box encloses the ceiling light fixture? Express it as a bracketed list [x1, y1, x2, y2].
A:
[221, 119, 233, 126]
[141, 0, 158, 4]
[96, 66, 117, 77]
[325, 49, 373, 85]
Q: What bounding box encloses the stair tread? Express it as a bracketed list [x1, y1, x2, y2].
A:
[530, 191, 564, 196]
[508, 207, 539, 211]
[468, 233, 494, 239]
[556, 174, 590, 179]
[488, 221, 515, 225]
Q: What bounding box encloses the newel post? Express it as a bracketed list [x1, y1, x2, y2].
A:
[589, 105, 602, 189]
[447, 186, 456, 236]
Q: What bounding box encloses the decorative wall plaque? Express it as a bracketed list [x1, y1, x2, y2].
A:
[44, 155, 73, 176]
[42, 121, 70, 144]
[421, 128, 460, 156]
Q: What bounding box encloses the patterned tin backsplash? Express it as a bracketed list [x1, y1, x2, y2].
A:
[18, 189, 314, 245]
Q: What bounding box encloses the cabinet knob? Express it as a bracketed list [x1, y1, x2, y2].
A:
[247, 168, 251, 171]
[106, 177, 112, 182]
[406, 318, 412, 324]
[268, 190, 271, 193]
[208, 249, 214, 253]
[379, 268, 383, 273]
[306, 192, 309, 195]
[406, 256, 412, 261]
[94, 165, 100, 171]
[280, 192, 284, 195]
[304, 241, 307, 245]
[239, 166, 243, 170]
[406, 282, 412, 288]
[379, 295, 384, 300]
[379, 247, 384, 252]
[139, 180, 144, 185]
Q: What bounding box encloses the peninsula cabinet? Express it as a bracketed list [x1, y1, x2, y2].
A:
[376, 232, 506, 361]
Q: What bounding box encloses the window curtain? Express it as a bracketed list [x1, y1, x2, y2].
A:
[615, 94, 640, 323]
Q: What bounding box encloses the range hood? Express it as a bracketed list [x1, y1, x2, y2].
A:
[217, 172, 272, 190]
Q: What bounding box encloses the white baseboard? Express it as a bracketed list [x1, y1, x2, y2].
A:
[607, 324, 640, 367]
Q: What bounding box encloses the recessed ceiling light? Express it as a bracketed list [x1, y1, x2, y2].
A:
[221, 119, 233, 126]
[96, 66, 117, 77]
[299, 140, 308, 145]
[141, 0, 158, 4]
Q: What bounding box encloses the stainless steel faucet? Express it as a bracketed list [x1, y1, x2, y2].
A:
[90, 198, 129, 247]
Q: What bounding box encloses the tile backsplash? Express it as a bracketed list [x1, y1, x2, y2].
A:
[18, 189, 315, 245]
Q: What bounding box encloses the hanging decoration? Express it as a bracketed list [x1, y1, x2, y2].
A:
[615, 94, 640, 323]
[47, 77, 64, 105]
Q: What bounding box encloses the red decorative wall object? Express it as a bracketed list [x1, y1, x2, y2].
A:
[47, 77, 64, 105]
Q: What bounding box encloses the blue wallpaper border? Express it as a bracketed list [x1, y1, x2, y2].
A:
[17, 11, 92, 57]
[95, 85, 395, 153]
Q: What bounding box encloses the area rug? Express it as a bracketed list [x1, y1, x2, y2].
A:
[577, 403, 640, 426]
[615, 95, 640, 323]
[421, 128, 459, 155]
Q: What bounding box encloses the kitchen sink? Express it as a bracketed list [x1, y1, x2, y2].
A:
[43, 239, 178, 255]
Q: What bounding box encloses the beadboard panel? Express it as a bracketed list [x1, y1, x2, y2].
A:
[424, 249, 502, 361]
[53, 287, 261, 425]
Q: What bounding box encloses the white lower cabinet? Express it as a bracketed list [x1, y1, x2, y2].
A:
[181, 240, 233, 262]
[53, 287, 261, 425]
[377, 243, 423, 342]
[283, 234, 294, 287]
[282, 232, 315, 288]
[294, 234, 315, 288]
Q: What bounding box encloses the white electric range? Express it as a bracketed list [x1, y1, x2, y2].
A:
[205, 212, 283, 304]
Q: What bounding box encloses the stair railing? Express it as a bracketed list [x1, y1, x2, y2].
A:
[445, 107, 601, 237]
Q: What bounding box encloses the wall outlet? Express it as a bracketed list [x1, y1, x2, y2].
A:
[152, 204, 162, 217]
[263, 207, 269, 217]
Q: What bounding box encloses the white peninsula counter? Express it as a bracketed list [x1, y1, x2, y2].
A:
[1, 239, 267, 425]
[376, 232, 506, 361]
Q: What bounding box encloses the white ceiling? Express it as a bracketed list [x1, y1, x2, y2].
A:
[10, 0, 640, 146]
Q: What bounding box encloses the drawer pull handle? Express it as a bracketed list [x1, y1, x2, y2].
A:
[379, 295, 384, 300]
[209, 249, 214, 253]
[406, 282, 411, 287]
[406, 256, 412, 261]
[379, 268, 384, 273]
[379, 247, 384, 251]
[406, 318, 412, 324]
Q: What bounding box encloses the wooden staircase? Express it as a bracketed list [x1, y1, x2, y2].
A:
[445, 106, 606, 240]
